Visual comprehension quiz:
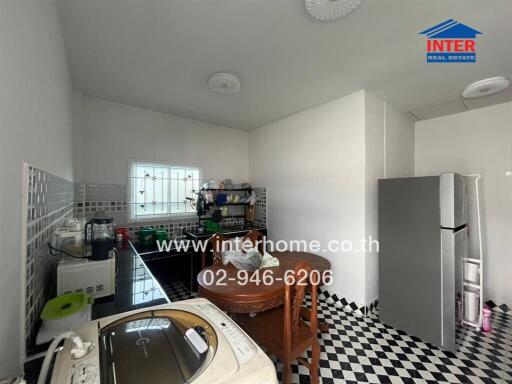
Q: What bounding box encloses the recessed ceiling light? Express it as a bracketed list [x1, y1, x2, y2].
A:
[305, 0, 362, 21]
[462, 76, 510, 99]
[208, 73, 240, 94]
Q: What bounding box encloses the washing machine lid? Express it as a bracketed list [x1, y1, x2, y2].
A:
[99, 309, 217, 384]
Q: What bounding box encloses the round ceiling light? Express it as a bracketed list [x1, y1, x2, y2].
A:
[305, 0, 362, 21]
[462, 76, 510, 99]
[208, 73, 240, 94]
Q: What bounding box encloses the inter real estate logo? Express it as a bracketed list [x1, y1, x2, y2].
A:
[420, 19, 482, 63]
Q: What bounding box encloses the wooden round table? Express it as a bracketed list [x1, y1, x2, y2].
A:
[197, 251, 331, 314]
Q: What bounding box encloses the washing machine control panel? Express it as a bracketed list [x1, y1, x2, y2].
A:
[68, 359, 99, 384]
[197, 303, 257, 365]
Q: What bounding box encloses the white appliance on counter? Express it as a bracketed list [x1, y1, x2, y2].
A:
[47, 298, 278, 384]
[57, 254, 116, 299]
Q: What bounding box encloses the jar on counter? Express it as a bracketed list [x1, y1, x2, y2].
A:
[139, 227, 156, 248]
[115, 227, 130, 243]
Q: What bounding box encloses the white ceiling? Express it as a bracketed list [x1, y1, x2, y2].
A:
[57, 0, 512, 130]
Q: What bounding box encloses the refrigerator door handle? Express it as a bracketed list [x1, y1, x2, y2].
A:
[444, 224, 468, 233]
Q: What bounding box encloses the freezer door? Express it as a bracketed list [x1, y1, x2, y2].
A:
[379, 176, 444, 348]
[440, 173, 467, 229]
[441, 226, 467, 351]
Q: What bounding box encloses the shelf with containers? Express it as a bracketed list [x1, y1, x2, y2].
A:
[196, 188, 255, 230]
[461, 174, 484, 330]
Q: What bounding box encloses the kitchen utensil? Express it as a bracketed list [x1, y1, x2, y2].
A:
[64, 218, 77, 227]
[155, 229, 168, 243]
[85, 216, 115, 260]
[246, 205, 255, 222]
[70, 220, 85, 231]
[222, 179, 234, 189]
[52, 228, 86, 257]
[205, 220, 221, 232]
[212, 209, 223, 223]
[115, 227, 130, 243]
[139, 227, 156, 248]
[249, 190, 258, 205]
[36, 292, 93, 345]
[205, 191, 214, 204]
[196, 192, 206, 216]
[216, 193, 227, 205]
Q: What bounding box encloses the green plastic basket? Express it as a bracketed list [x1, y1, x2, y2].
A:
[205, 220, 221, 233]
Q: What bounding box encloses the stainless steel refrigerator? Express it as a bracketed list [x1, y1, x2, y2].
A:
[378, 173, 467, 351]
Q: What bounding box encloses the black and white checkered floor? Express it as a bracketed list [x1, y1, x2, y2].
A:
[162, 281, 197, 302]
[165, 283, 512, 384]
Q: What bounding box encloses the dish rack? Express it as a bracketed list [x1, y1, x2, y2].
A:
[462, 175, 483, 330]
[198, 188, 254, 227]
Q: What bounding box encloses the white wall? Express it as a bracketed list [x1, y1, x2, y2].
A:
[72, 92, 84, 182]
[364, 92, 385, 305]
[415, 102, 512, 306]
[0, 0, 74, 375]
[74, 95, 249, 185]
[249, 90, 415, 306]
[385, 104, 415, 178]
[250, 91, 368, 304]
[363, 93, 415, 305]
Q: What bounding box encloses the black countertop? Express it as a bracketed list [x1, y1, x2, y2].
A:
[91, 241, 170, 319]
[24, 241, 170, 383]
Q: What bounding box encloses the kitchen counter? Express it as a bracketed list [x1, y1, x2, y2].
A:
[91, 241, 169, 319]
[184, 226, 267, 241]
[24, 241, 169, 383]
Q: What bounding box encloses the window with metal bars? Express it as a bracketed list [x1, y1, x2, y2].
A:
[128, 160, 201, 221]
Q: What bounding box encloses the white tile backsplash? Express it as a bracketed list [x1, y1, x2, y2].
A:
[24, 166, 74, 349]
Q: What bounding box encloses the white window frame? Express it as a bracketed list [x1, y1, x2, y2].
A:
[128, 159, 202, 223]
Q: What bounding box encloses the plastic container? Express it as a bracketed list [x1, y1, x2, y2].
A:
[482, 306, 492, 332]
[155, 229, 168, 243]
[205, 220, 221, 233]
[464, 289, 479, 323]
[115, 227, 130, 243]
[52, 228, 85, 257]
[139, 227, 156, 248]
[36, 293, 93, 345]
[464, 262, 480, 284]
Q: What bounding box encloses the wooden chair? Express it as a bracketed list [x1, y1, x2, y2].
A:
[201, 230, 265, 269]
[242, 229, 265, 255]
[201, 233, 230, 268]
[241, 262, 320, 384]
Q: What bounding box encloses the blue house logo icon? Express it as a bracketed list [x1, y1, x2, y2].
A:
[420, 20, 482, 63]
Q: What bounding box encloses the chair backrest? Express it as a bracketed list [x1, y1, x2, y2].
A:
[209, 234, 230, 265]
[242, 230, 265, 255]
[207, 230, 264, 266]
[284, 262, 318, 353]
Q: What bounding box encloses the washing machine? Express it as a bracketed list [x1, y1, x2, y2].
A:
[48, 298, 278, 384]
